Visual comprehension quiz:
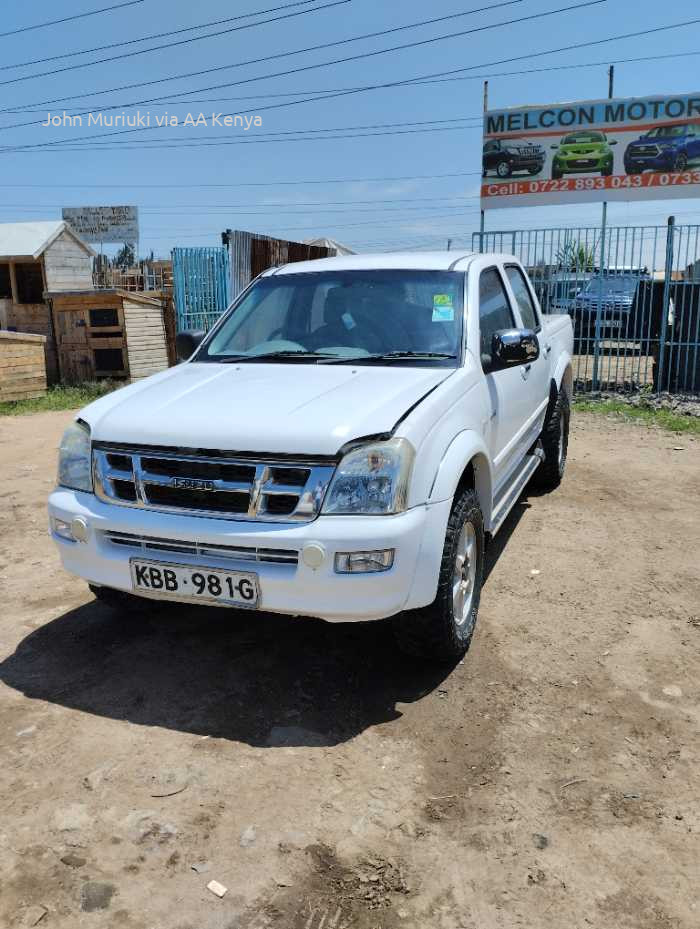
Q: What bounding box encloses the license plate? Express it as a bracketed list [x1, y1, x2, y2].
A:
[130, 559, 259, 608]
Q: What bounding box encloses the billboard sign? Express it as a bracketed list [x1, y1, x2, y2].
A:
[62, 205, 139, 243]
[481, 92, 700, 210]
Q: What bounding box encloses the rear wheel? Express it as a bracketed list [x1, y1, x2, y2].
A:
[552, 165, 563, 180]
[532, 388, 570, 491]
[393, 488, 484, 662]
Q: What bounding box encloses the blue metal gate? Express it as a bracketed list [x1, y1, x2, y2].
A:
[473, 219, 700, 395]
[172, 247, 231, 332]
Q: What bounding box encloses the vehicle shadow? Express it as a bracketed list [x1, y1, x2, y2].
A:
[0, 496, 531, 748]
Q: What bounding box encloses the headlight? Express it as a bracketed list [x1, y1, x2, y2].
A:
[322, 438, 414, 515]
[57, 421, 93, 492]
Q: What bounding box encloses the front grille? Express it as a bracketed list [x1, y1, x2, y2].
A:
[102, 530, 298, 565]
[632, 145, 659, 157]
[93, 447, 336, 522]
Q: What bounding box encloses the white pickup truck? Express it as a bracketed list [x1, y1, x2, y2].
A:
[49, 252, 573, 661]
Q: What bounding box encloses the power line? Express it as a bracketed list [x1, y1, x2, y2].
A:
[0, 0, 352, 87]
[0, 123, 481, 155]
[0, 170, 482, 189]
[3, 47, 699, 117]
[10, 115, 482, 151]
[0, 0, 596, 128]
[0, 0, 321, 72]
[0, 0, 145, 39]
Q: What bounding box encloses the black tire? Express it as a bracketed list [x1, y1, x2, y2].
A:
[602, 164, 613, 177]
[532, 388, 570, 490]
[496, 159, 512, 179]
[674, 153, 688, 172]
[393, 488, 484, 662]
[552, 166, 562, 180]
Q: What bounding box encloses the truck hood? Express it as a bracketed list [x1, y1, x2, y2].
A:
[82, 361, 454, 456]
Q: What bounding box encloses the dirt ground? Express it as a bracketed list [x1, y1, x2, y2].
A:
[0, 410, 698, 929]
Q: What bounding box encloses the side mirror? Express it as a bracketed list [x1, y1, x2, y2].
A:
[610, 140, 618, 146]
[176, 329, 206, 361]
[550, 144, 559, 150]
[485, 329, 540, 373]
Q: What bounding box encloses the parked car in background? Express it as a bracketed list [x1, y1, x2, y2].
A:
[483, 138, 545, 178]
[624, 122, 700, 174]
[572, 271, 651, 344]
[547, 271, 594, 314]
[551, 131, 618, 179]
[49, 251, 573, 663]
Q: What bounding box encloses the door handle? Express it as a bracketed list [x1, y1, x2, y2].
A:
[520, 363, 531, 380]
[544, 343, 552, 356]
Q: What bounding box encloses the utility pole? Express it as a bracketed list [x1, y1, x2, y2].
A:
[479, 80, 489, 253]
[591, 64, 615, 392]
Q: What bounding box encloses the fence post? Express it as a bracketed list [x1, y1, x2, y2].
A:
[657, 216, 675, 394]
[591, 206, 608, 392]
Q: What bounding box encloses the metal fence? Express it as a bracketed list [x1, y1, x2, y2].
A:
[473, 219, 700, 395]
[172, 246, 231, 332]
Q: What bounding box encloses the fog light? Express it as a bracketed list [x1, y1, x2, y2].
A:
[334, 549, 395, 574]
[51, 517, 75, 541]
[302, 542, 326, 570]
[70, 516, 89, 542]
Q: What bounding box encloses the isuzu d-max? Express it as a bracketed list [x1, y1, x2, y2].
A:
[49, 252, 573, 661]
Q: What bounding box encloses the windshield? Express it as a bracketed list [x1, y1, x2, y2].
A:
[645, 125, 688, 138]
[562, 132, 605, 144]
[583, 276, 639, 296]
[196, 270, 464, 365]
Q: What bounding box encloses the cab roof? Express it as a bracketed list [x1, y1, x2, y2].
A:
[266, 250, 496, 275]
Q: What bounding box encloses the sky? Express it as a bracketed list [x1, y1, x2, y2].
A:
[1, 0, 700, 257]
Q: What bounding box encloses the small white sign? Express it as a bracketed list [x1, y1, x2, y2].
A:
[62, 205, 139, 243]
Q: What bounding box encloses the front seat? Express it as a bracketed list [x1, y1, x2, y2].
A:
[311, 287, 363, 350]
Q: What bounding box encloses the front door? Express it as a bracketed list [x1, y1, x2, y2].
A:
[478, 267, 528, 494]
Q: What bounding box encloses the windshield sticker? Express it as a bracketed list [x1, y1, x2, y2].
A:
[341, 312, 357, 330]
[433, 294, 454, 322]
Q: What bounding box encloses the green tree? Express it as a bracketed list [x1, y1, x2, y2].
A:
[556, 240, 596, 272]
[114, 243, 135, 269]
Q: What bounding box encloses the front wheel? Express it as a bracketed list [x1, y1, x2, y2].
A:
[532, 388, 570, 490]
[496, 159, 512, 178]
[674, 153, 688, 172]
[551, 166, 563, 180]
[393, 489, 484, 662]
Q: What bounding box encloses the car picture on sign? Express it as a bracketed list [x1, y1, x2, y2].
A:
[481, 91, 700, 209]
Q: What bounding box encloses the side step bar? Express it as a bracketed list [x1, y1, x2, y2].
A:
[490, 446, 545, 536]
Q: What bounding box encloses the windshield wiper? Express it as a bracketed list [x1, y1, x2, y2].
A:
[321, 351, 457, 365]
[212, 351, 336, 364]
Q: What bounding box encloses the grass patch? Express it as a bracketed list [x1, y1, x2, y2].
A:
[574, 398, 700, 435]
[0, 381, 120, 416]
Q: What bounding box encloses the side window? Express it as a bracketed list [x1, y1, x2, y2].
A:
[479, 268, 515, 367]
[505, 265, 540, 331]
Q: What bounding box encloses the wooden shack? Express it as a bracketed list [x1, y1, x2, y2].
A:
[48, 289, 170, 385]
[0, 331, 47, 402]
[0, 221, 95, 383]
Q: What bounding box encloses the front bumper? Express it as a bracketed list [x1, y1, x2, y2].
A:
[625, 151, 675, 171]
[48, 489, 452, 622]
[556, 155, 609, 174]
